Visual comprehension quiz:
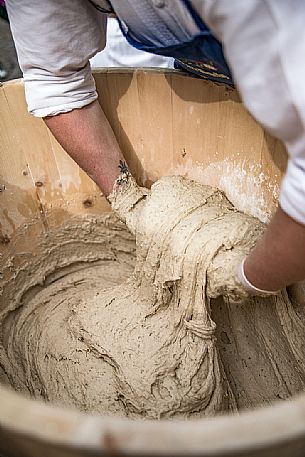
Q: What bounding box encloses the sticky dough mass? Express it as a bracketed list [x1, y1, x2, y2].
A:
[1, 176, 305, 419]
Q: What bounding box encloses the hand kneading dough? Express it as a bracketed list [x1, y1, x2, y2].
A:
[1, 176, 305, 419]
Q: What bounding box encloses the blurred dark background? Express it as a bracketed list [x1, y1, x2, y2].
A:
[0, 8, 22, 82]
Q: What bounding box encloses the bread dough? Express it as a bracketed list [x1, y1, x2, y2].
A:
[1, 176, 305, 419]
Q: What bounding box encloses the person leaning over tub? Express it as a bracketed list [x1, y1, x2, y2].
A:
[5, 0, 305, 300]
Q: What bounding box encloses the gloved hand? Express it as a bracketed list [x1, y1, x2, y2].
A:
[238, 258, 280, 296]
[205, 212, 281, 303]
[207, 250, 280, 303]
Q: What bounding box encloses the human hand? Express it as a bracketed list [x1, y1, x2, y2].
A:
[206, 233, 279, 304]
[108, 174, 149, 235]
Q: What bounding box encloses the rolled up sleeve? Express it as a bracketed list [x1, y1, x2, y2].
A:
[6, 0, 106, 117]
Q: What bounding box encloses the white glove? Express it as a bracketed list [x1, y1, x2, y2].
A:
[207, 252, 279, 304]
[237, 258, 279, 297]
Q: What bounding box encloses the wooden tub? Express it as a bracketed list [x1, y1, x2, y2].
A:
[1, 69, 303, 457]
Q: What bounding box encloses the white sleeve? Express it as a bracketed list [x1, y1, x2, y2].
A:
[6, 0, 107, 117]
[201, 0, 305, 225]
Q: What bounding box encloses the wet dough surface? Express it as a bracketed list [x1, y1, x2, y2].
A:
[1, 176, 305, 419]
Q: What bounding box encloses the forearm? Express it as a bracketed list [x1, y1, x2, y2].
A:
[44, 100, 126, 197]
[244, 206, 305, 291]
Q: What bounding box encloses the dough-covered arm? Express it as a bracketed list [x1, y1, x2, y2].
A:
[201, 0, 305, 292]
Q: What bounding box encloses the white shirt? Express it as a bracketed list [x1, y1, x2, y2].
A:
[5, 0, 305, 225]
[90, 18, 174, 69]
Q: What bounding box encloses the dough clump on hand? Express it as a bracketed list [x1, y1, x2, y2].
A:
[102, 175, 264, 417]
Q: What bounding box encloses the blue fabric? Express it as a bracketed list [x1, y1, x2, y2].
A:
[117, 0, 234, 86]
